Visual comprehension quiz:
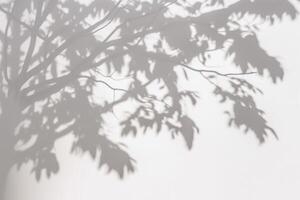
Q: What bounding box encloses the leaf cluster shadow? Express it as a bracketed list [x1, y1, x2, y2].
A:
[0, 0, 298, 196]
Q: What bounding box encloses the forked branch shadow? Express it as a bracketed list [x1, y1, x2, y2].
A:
[0, 0, 299, 198]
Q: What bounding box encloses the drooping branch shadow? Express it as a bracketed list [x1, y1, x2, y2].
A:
[0, 0, 299, 197]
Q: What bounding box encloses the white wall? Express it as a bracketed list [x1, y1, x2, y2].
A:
[4, 6, 300, 200]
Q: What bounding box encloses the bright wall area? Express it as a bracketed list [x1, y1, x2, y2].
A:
[5, 8, 300, 200]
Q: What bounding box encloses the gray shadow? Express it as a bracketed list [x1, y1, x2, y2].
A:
[0, 0, 299, 198]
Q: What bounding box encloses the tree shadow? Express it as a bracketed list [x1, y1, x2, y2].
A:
[0, 0, 299, 197]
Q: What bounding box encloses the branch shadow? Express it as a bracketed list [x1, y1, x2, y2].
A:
[0, 0, 298, 196]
